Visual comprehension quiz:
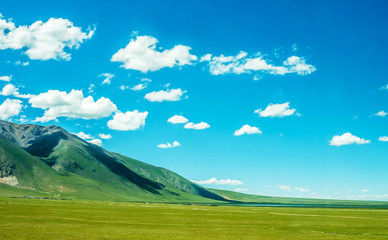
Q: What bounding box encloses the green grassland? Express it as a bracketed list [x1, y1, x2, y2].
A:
[1, 197, 388, 240]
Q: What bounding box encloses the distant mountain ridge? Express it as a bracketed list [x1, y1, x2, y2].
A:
[0, 120, 225, 202]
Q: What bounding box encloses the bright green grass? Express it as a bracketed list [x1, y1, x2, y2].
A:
[1, 197, 388, 239]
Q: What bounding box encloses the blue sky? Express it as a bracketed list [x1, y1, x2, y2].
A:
[1, 0, 388, 200]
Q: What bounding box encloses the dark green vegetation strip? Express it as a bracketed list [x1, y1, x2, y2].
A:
[1, 198, 388, 240]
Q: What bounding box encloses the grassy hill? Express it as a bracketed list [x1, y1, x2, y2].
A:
[0, 121, 225, 203]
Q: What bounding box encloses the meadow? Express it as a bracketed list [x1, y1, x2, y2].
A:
[1, 197, 388, 240]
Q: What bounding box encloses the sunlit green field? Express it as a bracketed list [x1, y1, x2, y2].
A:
[1, 197, 388, 240]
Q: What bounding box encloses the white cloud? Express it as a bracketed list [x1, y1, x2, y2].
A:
[141, 78, 152, 83]
[157, 141, 180, 148]
[379, 136, 388, 142]
[111, 35, 197, 73]
[330, 132, 371, 146]
[200, 54, 212, 62]
[167, 115, 189, 124]
[87, 138, 102, 146]
[0, 75, 11, 82]
[107, 110, 148, 131]
[0, 98, 23, 120]
[253, 75, 262, 81]
[99, 133, 112, 139]
[205, 51, 315, 76]
[255, 102, 297, 118]
[234, 124, 262, 136]
[0, 83, 34, 99]
[119, 85, 129, 91]
[99, 73, 114, 85]
[131, 83, 147, 91]
[75, 131, 93, 140]
[88, 84, 95, 93]
[278, 185, 310, 192]
[380, 84, 388, 90]
[294, 187, 310, 192]
[361, 189, 369, 193]
[235, 188, 248, 192]
[278, 185, 292, 191]
[0, 15, 94, 60]
[184, 122, 210, 130]
[191, 178, 243, 186]
[29, 89, 117, 122]
[144, 88, 186, 102]
[375, 111, 387, 117]
[283, 56, 316, 75]
[14, 61, 29, 66]
[130, 78, 152, 91]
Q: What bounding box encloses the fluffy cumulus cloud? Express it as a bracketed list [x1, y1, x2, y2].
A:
[184, 122, 210, 130]
[99, 133, 112, 139]
[0, 83, 34, 99]
[191, 178, 243, 186]
[330, 132, 371, 146]
[144, 88, 186, 102]
[87, 138, 102, 146]
[75, 131, 93, 140]
[202, 51, 315, 76]
[157, 141, 180, 148]
[107, 110, 148, 131]
[29, 89, 117, 122]
[0, 98, 23, 120]
[0, 15, 94, 60]
[379, 136, 388, 142]
[0, 75, 11, 82]
[111, 35, 197, 73]
[167, 115, 189, 124]
[99, 73, 114, 85]
[234, 124, 262, 136]
[375, 111, 387, 117]
[255, 102, 298, 118]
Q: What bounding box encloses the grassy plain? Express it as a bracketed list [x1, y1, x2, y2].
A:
[1, 197, 388, 240]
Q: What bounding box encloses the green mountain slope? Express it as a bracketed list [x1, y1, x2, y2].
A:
[0, 121, 225, 202]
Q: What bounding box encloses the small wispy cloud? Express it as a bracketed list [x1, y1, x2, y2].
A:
[191, 178, 243, 186]
[157, 141, 180, 148]
[144, 88, 186, 102]
[374, 110, 387, 117]
[184, 122, 210, 130]
[99, 73, 115, 85]
[99, 133, 112, 139]
[379, 136, 388, 142]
